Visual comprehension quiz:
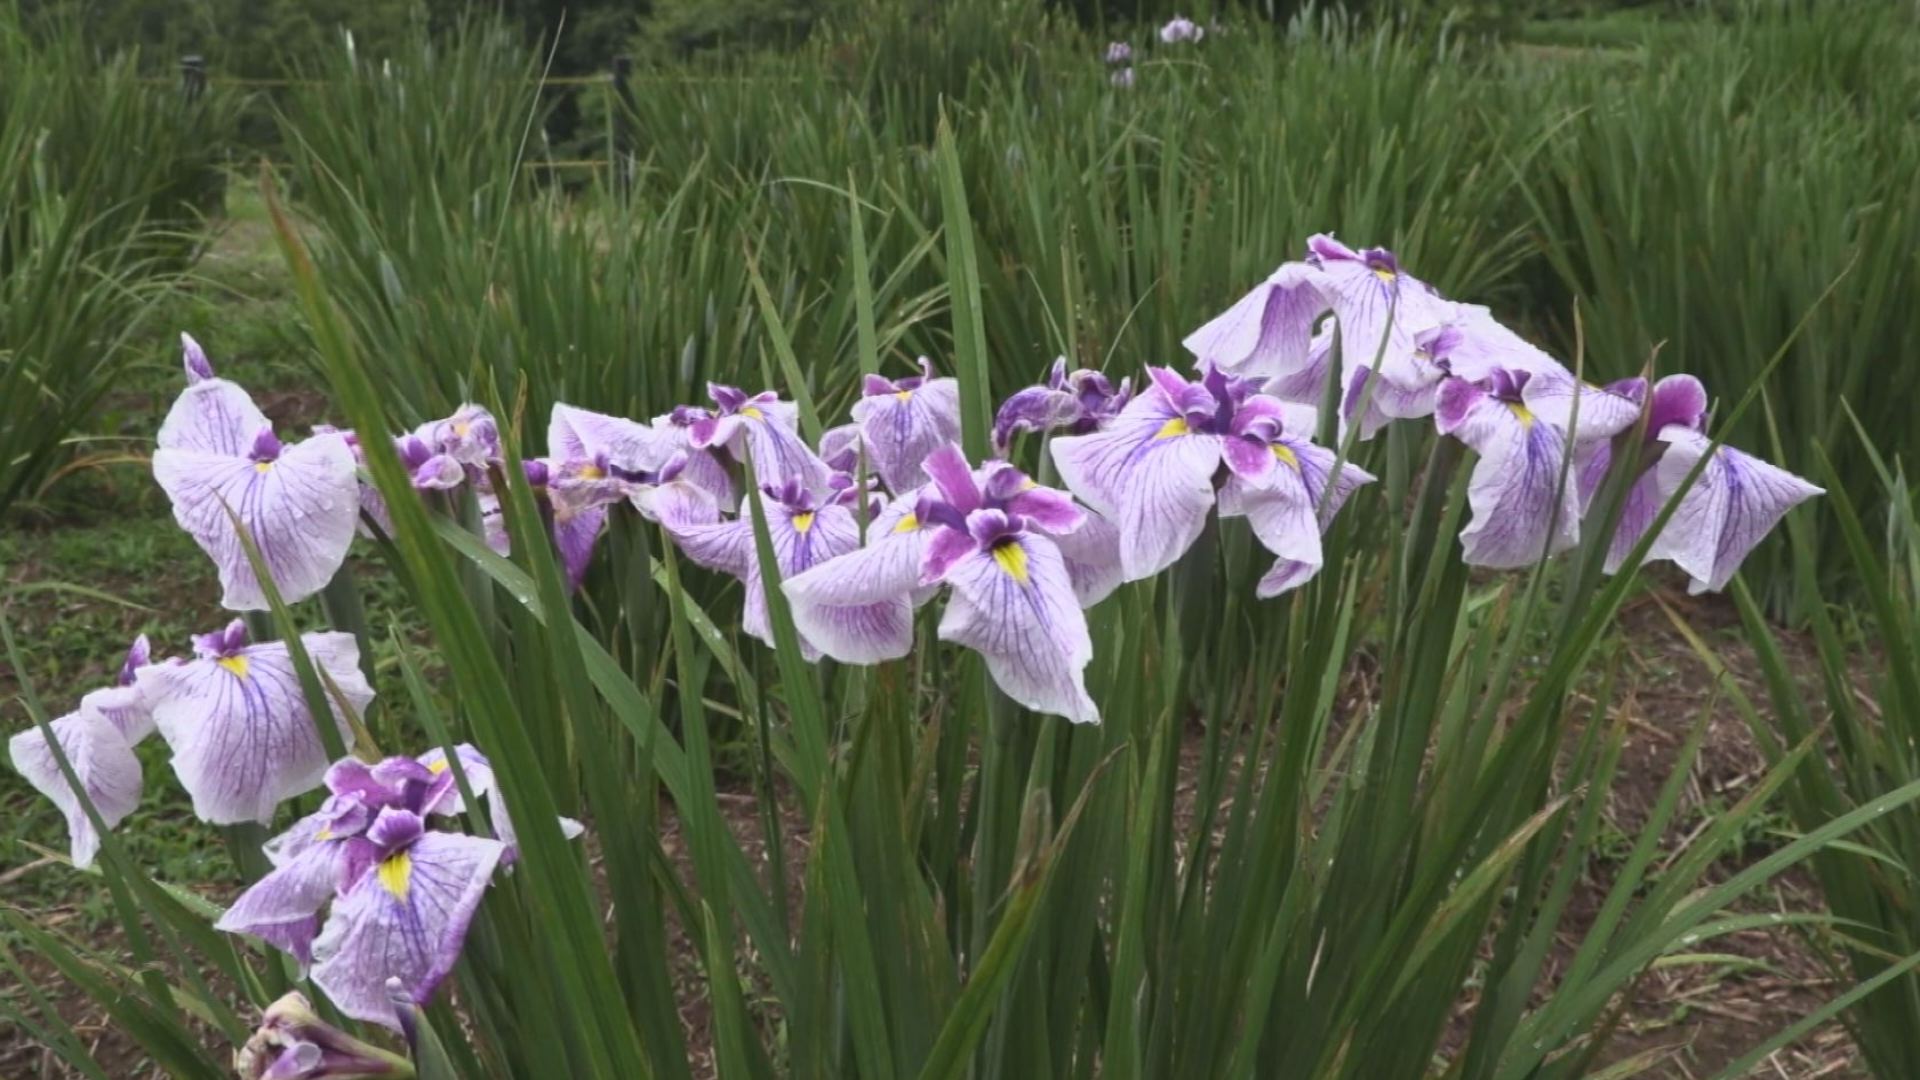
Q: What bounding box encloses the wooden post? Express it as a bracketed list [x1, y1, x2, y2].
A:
[611, 54, 636, 197]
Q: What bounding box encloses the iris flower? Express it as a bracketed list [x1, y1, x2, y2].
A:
[652, 475, 912, 661]
[8, 638, 154, 868]
[1422, 310, 1646, 569]
[1105, 41, 1132, 64]
[219, 744, 575, 1027]
[842, 358, 963, 493]
[153, 335, 361, 610]
[1159, 16, 1204, 42]
[649, 405, 737, 508]
[688, 384, 829, 493]
[1586, 375, 1822, 591]
[1051, 366, 1371, 586]
[781, 447, 1121, 686]
[992, 358, 1133, 451]
[136, 620, 374, 825]
[1213, 401, 1377, 597]
[537, 403, 703, 588]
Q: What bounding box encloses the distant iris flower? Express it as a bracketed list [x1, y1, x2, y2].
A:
[1588, 375, 1823, 592]
[218, 744, 578, 1028]
[991, 357, 1133, 451]
[1160, 16, 1204, 43]
[152, 335, 361, 610]
[136, 620, 374, 825]
[1051, 366, 1371, 586]
[1111, 67, 1137, 89]
[7, 636, 155, 868]
[1105, 41, 1133, 64]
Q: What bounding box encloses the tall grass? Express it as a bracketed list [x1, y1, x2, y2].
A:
[0, 8, 237, 518]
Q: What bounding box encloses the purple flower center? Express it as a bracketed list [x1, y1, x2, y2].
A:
[250, 428, 283, 464]
[192, 619, 250, 659]
[366, 807, 426, 857]
[1486, 367, 1531, 403]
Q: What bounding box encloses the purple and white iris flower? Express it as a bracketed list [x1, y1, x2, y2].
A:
[537, 403, 685, 588]
[1051, 366, 1372, 586]
[7, 638, 156, 868]
[842, 359, 963, 494]
[652, 475, 911, 661]
[649, 405, 738, 507]
[688, 384, 829, 492]
[235, 991, 412, 1080]
[1105, 41, 1132, 64]
[1159, 16, 1204, 43]
[1111, 67, 1137, 89]
[1182, 263, 1329, 384]
[1213, 401, 1378, 597]
[136, 620, 374, 825]
[992, 358, 1133, 451]
[153, 335, 361, 611]
[1585, 375, 1822, 592]
[1432, 361, 1643, 569]
[218, 743, 576, 1027]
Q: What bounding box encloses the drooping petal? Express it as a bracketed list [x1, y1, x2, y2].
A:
[782, 503, 927, 663]
[699, 404, 829, 492]
[79, 684, 153, 745]
[310, 833, 508, 1029]
[1182, 262, 1328, 380]
[1306, 235, 1449, 394]
[853, 378, 963, 493]
[138, 634, 375, 825]
[1048, 510, 1124, 608]
[548, 404, 661, 472]
[215, 840, 363, 968]
[1418, 304, 1563, 384]
[1436, 380, 1583, 569]
[1521, 368, 1647, 443]
[936, 532, 1098, 723]
[153, 432, 361, 610]
[1341, 363, 1441, 442]
[1646, 429, 1823, 593]
[1050, 392, 1223, 580]
[1218, 439, 1374, 597]
[551, 503, 607, 590]
[156, 375, 271, 457]
[8, 710, 141, 869]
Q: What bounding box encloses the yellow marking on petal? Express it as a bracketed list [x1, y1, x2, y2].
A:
[428, 759, 449, 775]
[577, 464, 605, 480]
[1272, 443, 1300, 469]
[254, 461, 272, 473]
[792, 512, 815, 534]
[1372, 267, 1397, 282]
[892, 512, 920, 533]
[217, 656, 250, 678]
[1155, 417, 1190, 440]
[378, 853, 412, 899]
[453, 421, 471, 437]
[992, 541, 1029, 583]
[1506, 402, 1535, 428]
[316, 828, 333, 841]
[741, 406, 764, 420]
[1019, 478, 1037, 491]
[893, 390, 913, 402]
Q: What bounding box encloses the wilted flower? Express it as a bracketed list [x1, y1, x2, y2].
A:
[1051, 366, 1371, 586]
[136, 620, 374, 825]
[688, 384, 829, 492]
[992, 358, 1133, 451]
[235, 992, 413, 1079]
[152, 334, 360, 610]
[1104, 41, 1132, 64]
[1160, 16, 1204, 43]
[219, 745, 576, 1026]
[842, 358, 963, 493]
[1588, 374, 1822, 591]
[7, 637, 156, 867]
